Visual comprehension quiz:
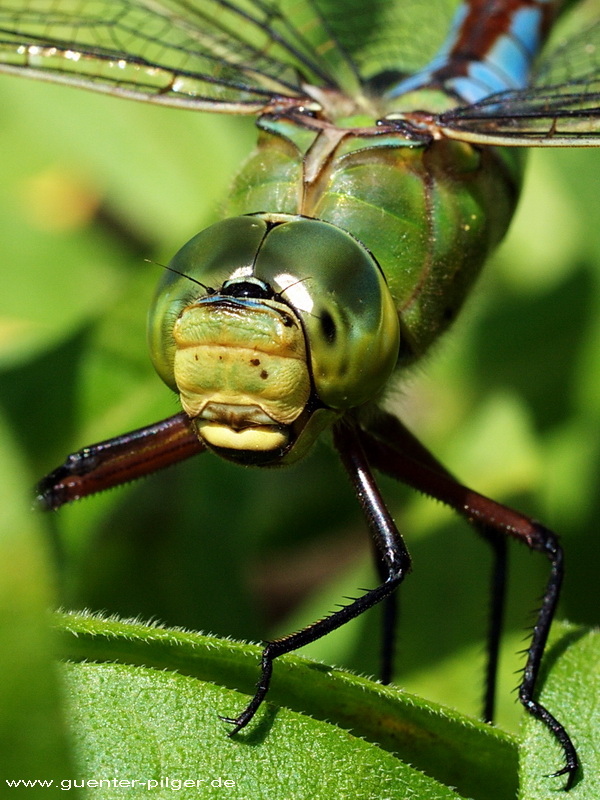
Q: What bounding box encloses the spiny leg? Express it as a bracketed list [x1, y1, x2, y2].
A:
[221, 418, 411, 734]
[36, 412, 204, 510]
[359, 411, 578, 789]
[364, 411, 507, 721]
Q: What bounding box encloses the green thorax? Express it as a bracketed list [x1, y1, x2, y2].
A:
[225, 113, 523, 363]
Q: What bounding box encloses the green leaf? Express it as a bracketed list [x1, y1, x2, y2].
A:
[55, 610, 517, 800]
[519, 623, 600, 798]
[63, 662, 463, 800]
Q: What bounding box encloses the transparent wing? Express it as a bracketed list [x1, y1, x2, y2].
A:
[0, 0, 352, 114]
[0, 0, 458, 115]
[310, 0, 457, 83]
[435, 16, 600, 147]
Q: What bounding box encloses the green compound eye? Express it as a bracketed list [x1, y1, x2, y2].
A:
[250, 216, 401, 410]
[148, 214, 400, 459]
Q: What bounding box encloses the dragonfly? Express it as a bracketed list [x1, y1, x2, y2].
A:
[0, 0, 598, 790]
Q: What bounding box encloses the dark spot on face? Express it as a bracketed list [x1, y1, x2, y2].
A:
[250, 358, 260, 366]
[442, 306, 455, 322]
[260, 370, 269, 380]
[320, 310, 336, 344]
[194, 354, 198, 360]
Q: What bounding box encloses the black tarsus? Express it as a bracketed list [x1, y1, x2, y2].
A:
[358, 409, 578, 790]
[221, 417, 411, 734]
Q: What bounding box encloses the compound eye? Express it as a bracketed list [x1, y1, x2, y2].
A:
[253, 218, 400, 410]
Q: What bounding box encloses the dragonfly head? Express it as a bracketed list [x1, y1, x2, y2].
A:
[148, 214, 400, 465]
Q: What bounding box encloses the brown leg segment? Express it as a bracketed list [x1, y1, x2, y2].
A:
[36, 412, 204, 510]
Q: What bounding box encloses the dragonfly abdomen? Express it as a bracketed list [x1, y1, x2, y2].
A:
[384, 0, 561, 105]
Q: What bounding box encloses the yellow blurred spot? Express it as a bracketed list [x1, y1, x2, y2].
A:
[315, 39, 335, 55]
[19, 167, 101, 232]
[0, 318, 35, 341]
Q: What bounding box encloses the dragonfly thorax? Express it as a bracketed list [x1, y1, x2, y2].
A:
[148, 214, 400, 465]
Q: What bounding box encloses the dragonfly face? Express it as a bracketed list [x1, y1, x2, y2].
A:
[149, 213, 400, 463]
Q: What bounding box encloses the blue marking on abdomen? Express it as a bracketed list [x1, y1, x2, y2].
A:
[384, 2, 546, 105]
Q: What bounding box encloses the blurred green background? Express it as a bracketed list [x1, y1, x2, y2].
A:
[0, 32, 599, 749]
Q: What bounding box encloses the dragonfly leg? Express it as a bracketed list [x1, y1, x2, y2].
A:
[363, 410, 507, 721]
[372, 511, 506, 710]
[475, 525, 507, 723]
[36, 412, 204, 510]
[371, 542, 399, 686]
[360, 410, 578, 789]
[221, 418, 411, 734]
